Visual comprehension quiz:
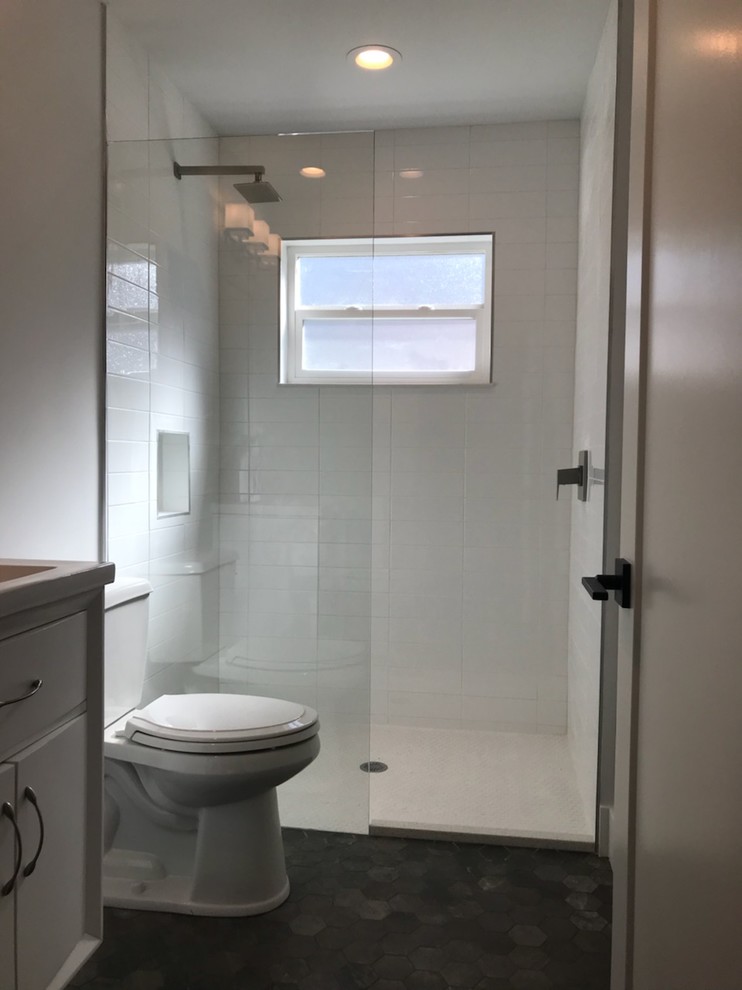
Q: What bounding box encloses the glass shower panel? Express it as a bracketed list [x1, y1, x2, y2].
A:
[366, 127, 595, 845]
[106, 130, 222, 710]
[215, 132, 375, 833]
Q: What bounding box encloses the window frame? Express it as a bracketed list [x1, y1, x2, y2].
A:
[279, 233, 494, 385]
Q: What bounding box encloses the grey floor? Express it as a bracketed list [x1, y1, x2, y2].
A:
[74, 829, 612, 990]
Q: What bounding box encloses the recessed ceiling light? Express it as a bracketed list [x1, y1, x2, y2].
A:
[300, 166, 326, 178]
[348, 45, 401, 71]
[399, 169, 424, 179]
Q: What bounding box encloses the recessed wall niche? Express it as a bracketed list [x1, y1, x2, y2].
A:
[157, 431, 191, 517]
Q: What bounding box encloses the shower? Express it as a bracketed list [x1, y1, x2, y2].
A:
[172, 161, 282, 202]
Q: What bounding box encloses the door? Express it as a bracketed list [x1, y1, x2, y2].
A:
[13, 717, 87, 990]
[0, 763, 17, 990]
[611, 0, 742, 987]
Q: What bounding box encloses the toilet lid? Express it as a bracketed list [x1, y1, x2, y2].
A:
[123, 693, 317, 746]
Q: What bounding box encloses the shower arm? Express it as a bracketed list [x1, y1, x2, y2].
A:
[173, 162, 266, 180]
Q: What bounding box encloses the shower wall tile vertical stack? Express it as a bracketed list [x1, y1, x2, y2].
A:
[217, 123, 578, 735]
[567, 2, 617, 819]
[373, 123, 578, 733]
[106, 15, 221, 703]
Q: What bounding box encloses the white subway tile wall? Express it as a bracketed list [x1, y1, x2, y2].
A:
[567, 2, 616, 821]
[217, 122, 579, 734]
[106, 16, 221, 704]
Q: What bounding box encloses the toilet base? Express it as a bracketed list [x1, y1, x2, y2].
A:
[103, 872, 290, 916]
[103, 785, 292, 916]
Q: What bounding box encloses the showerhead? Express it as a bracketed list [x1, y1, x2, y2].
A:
[172, 161, 281, 203]
[234, 175, 282, 204]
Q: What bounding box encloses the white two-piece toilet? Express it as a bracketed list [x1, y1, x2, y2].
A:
[102, 577, 320, 915]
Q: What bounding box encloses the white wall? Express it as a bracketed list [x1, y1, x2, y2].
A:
[217, 123, 579, 735]
[0, 0, 104, 560]
[567, 1, 617, 821]
[106, 15, 221, 699]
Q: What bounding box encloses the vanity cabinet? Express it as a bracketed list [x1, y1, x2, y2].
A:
[0, 561, 113, 990]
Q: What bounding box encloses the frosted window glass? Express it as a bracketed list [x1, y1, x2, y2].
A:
[302, 318, 477, 373]
[297, 254, 486, 308]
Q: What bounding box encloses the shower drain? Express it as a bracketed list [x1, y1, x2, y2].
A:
[360, 761, 388, 773]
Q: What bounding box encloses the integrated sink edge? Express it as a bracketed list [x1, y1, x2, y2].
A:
[0, 559, 116, 619]
[0, 563, 56, 583]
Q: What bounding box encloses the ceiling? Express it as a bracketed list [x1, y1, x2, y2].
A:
[108, 0, 611, 135]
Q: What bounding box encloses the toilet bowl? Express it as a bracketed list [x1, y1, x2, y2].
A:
[102, 578, 320, 916]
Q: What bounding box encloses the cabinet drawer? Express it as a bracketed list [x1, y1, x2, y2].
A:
[0, 613, 86, 756]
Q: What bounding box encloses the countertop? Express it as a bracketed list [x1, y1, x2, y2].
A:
[0, 558, 115, 620]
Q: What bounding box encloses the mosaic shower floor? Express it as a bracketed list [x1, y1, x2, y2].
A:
[279, 722, 594, 846]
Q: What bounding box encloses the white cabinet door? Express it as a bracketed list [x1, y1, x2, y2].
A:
[12, 717, 87, 990]
[0, 763, 17, 990]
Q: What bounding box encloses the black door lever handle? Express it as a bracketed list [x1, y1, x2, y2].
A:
[582, 559, 631, 608]
[581, 576, 610, 600]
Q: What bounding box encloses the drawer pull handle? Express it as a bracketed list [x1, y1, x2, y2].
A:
[22, 788, 44, 877]
[0, 678, 43, 710]
[1, 802, 23, 896]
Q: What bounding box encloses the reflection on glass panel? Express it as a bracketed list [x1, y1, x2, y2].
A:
[302, 318, 478, 373]
[297, 253, 486, 308]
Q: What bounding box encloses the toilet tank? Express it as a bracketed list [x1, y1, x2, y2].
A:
[104, 577, 152, 727]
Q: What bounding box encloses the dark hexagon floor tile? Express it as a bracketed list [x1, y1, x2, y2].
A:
[533, 863, 568, 883]
[343, 939, 384, 966]
[335, 962, 376, 988]
[445, 938, 483, 962]
[316, 926, 357, 951]
[373, 954, 414, 981]
[441, 960, 483, 987]
[406, 971, 449, 990]
[478, 952, 516, 980]
[289, 913, 326, 936]
[566, 891, 601, 912]
[563, 875, 598, 894]
[509, 925, 547, 947]
[510, 969, 554, 989]
[382, 910, 419, 933]
[478, 932, 514, 956]
[74, 830, 611, 990]
[356, 899, 391, 921]
[574, 930, 611, 954]
[409, 946, 447, 972]
[324, 906, 359, 929]
[506, 886, 544, 907]
[539, 916, 577, 941]
[448, 899, 485, 920]
[570, 911, 608, 932]
[380, 931, 418, 956]
[416, 923, 458, 948]
[545, 940, 583, 964]
[281, 934, 318, 959]
[269, 957, 310, 984]
[476, 911, 512, 933]
[509, 946, 549, 970]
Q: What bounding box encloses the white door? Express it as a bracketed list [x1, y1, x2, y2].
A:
[611, 0, 742, 987]
[13, 717, 87, 990]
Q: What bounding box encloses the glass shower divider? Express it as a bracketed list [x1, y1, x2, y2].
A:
[215, 131, 376, 833]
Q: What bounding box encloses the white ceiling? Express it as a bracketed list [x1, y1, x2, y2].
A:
[108, 0, 611, 135]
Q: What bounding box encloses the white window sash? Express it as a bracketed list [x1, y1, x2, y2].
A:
[280, 234, 493, 385]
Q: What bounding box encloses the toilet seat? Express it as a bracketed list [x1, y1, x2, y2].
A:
[120, 693, 319, 755]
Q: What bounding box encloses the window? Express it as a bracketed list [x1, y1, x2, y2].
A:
[280, 234, 493, 385]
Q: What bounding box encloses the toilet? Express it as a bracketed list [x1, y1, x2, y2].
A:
[102, 577, 320, 916]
